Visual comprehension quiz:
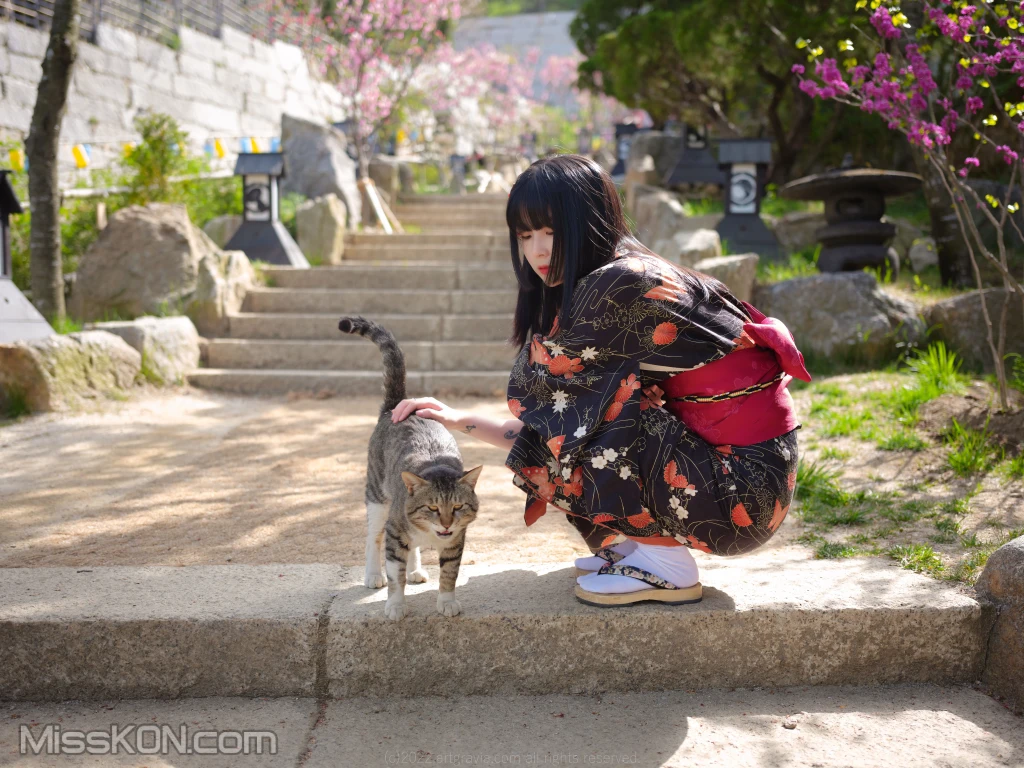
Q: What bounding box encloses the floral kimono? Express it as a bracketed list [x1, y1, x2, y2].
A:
[505, 250, 801, 557]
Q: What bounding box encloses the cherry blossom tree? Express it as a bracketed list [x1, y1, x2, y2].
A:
[795, 0, 1024, 409]
[271, 0, 463, 176]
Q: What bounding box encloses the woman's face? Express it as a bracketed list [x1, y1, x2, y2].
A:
[517, 227, 562, 286]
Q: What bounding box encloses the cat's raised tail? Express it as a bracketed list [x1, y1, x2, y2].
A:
[338, 315, 406, 412]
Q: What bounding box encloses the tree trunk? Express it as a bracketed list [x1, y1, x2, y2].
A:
[910, 145, 973, 287]
[26, 0, 80, 322]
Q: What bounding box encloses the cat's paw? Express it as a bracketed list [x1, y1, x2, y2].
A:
[437, 594, 461, 617]
[364, 570, 386, 589]
[407, 568, 429, 584]
[384, 598, 407, 621]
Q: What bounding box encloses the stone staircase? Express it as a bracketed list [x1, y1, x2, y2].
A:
[189, 194, 518, 398]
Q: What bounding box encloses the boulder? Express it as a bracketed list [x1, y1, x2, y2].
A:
[925, 288, 1024, 372]
[368, 157, 400, 202]
[624, 156, 661, 216]
[281, 113, 361, 229]
[296, 194, 347, 265]
[70, 204, 254, 337]
[752, 272, 925, 365]
[0, 331, 141, 412]
[654, 228, 722, 268]
[885, 216, 925, 261]
[772, 211, 825, 255]
[975, 535, 1024, 714]
[190, 248, 255, 336]
[633, 190, 687, 249]
[85, 316, 200, 385]
[202, 214, 242, 249]
[693, 254, 759, 303]
[908, 237, 939, 273]
[626, 131, 684, 181]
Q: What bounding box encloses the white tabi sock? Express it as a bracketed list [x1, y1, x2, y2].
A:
[576, 542, 699, 593]
[573, 538, 638, 572]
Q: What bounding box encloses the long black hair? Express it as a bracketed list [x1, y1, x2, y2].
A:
[506, 153, 725, 348]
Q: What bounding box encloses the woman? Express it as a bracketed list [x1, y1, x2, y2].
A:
[390, 154, 810, 607]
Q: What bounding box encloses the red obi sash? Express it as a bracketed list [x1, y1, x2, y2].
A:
[660, 301, 812, 447]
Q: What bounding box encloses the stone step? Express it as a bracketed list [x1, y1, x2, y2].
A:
[187, 369, 509, 397]
[206, 339, 518, 371]
[263, 263, 517, 291]
[343, 245, 508, 262]
[4, 685, 1022, 765]
[242, 288, 515, 315]
[0, 553, 990, 700]
[227, 312, 514, 341]
[345, 231, 499, 248]
[398, 192, 509, 206]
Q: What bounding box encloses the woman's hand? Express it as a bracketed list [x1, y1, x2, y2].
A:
[642, 384, 665, 410]
[390, 398, 465, 431]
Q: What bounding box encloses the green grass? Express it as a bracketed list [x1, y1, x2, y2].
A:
[934, 516, 962, 535]
[959, 532, 984, 548]
[871, 342, 965, 426]
[757, 245, 820, 284]
[815, 541, 858, 559]
[0, 386, 31, 419]
[876, 429, 927, 452]
[818, 446, 851, 461]
[996, 450, 1024, 480]
[888, 544, 944, 576]
[138, 351, 165, 386]
[947, 549, 991, 583]
[51, 316, 83, 335]
[818, 409, 873, 437]
[940, 495, 972, 516]
[680, 198, 724, 217]
[944, 419, 1003, 477]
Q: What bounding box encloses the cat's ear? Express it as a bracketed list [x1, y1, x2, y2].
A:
[460, 465, 484, 489]
[401, 471, 429, 495]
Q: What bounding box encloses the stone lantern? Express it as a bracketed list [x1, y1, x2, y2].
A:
[224, 152, 308, 268]
[0, 170, 52, 342]
[779, 162, 922, 277]
[715, 138, 780, 260]
[664, 124, 727, 187]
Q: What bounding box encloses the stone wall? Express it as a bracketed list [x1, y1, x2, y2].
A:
[0, 20, 344, 176]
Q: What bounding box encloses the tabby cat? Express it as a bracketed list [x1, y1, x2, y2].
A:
[338, 315, 482, 620]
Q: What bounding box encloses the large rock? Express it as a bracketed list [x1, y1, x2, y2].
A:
[623, 155, 661, 216]
[654, 228, 722, 268]
[202, 214, 242, 249]
[626, 131, 684, 182]
[908, 237, 938, 273]
[296, 194, 347, 265]
[886, 216, 925, 261]
[0, 331, 141, 412]
[368, 156, 399, 202]
[976, 535, 1024, 714]
[772, 211, 825, 255]
[633, 190, 687, 249]
[281, 113, 361, 229]
[190, 248, 255, 336]
[85, 316, 200, 385]
[926, 288, 1024, 372]
[693, 254, 759, 303]
[70, 203, 254, 337]
[752, 272, 925, 365]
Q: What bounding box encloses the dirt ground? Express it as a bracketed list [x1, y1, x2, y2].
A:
[0, 389, 805, 569]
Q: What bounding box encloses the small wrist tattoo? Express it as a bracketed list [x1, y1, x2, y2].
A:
[504, 429, 517, 440]
[463, 424, 476, 434]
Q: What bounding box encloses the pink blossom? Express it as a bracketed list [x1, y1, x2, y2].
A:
[967, 96, 984, 113]
[871, 8, 902, 40]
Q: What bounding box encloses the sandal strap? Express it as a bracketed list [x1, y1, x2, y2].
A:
[595, 563, 679, 590]
[594, 546, 626, 564]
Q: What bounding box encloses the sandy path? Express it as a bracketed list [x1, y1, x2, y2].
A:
[0, 389, 800, 568]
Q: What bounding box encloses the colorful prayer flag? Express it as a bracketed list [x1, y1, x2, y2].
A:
[214, 138, 226, 159]
[72, 144, 91, 169]
[8, 148, 24, 171]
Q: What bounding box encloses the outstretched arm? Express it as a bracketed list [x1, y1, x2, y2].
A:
[391, 397, 524, 450]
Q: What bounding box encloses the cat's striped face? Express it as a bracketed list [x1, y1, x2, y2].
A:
[401, 467, 482, 541]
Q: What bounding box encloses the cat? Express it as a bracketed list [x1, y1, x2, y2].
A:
[338, 315, 482, 621]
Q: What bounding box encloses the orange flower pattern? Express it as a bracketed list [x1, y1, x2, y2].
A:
[505, 250, 799, 556]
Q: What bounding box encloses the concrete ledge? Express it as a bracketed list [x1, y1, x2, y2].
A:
[0, 552, 992, 701]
